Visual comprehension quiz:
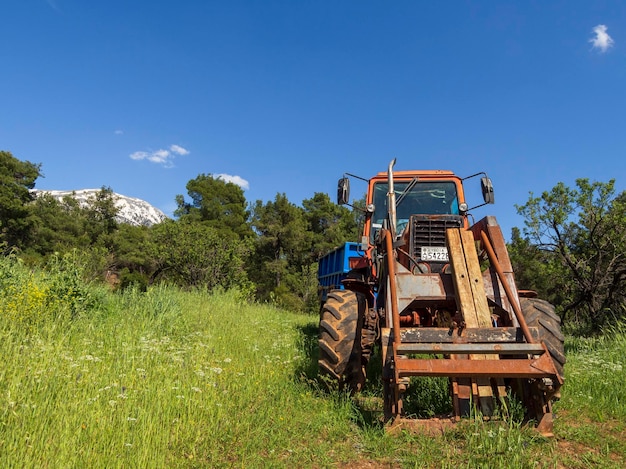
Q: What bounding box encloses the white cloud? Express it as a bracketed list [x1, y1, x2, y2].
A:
[170, 144, 189, 156]
[129, 144, 189, 168]
[114, 130, 124, 135]
[129, 151, 149, 160]
[216, 173, 250, 190]
[590, 24, 614, 53]
[149, 149, 170, 164]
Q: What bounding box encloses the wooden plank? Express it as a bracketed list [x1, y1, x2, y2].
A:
[461, 229, 492, 328]
[446, 228, 494, 402]
[447, 228, 479, 327]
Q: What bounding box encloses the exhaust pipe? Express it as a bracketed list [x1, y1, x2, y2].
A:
[387, 158, 397, 237]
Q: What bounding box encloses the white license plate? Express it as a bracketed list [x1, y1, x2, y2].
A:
[421, 246, 449, 262]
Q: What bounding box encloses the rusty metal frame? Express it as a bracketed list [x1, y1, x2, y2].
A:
[394, 353, 559, 379]
[377, 214, 562, 435]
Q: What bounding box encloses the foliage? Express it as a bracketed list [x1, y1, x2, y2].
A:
[175, 173, 253, 239]
[110, 224, 156, 289]
[250, 192, 360, 311]
[515, 179, 626, 333]
[26, 187, 120, 263]
[0, 250, 108, 328]
[83, 186, 120, 247]
[0, 150, 41, 249]
[507, 227, 554, 295]
[26, 192, 90, 257]
[250, 193, 311, 306]
[150, 220, 252, 292]
[302, 192, 361, 260]
[44, 250, 110, 317]
[2, 150, 365, 309]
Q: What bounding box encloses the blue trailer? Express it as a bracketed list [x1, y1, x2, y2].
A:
[317, 242, 365, 304]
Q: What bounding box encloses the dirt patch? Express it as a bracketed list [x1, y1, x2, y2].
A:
[554, 410, 626, 467]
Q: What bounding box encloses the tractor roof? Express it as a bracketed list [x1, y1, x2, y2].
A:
[372, 169, 458, 180]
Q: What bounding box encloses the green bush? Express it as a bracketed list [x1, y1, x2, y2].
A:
[0, 251, 108, 329]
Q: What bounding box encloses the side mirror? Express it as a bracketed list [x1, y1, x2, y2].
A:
[481, 177, 495, 204]
[337, 177, 350, 205]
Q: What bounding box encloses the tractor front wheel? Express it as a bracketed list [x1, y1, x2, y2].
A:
[521, 297, 566, 381]
[318, 289, 367, 392]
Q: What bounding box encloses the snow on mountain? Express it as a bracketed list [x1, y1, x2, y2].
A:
[32, 189, 169, 227]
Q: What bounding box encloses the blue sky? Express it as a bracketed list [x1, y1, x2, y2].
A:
[2, 1, 624, 239]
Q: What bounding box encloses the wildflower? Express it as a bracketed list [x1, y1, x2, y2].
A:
[210, 367, 223, 374]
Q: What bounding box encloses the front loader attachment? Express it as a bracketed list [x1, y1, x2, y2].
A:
[381, 219, 563, 436]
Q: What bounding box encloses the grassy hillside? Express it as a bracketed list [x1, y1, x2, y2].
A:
[1, 256, 625, 467]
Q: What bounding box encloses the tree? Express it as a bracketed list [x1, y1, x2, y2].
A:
[250, 194, 312, 309]
[302, 192, 361, 261]
[25, 193, 89, 259]
[508, 227, 549, 294]
[110, 223, 156, 290]
[515, 179, 626, 333]
[84, 186, 120, 244]
[175, 174, 252, 239]
[0, 151, 41, 249]
[25, 188, 120, 262]
[150, 220, 251, 291]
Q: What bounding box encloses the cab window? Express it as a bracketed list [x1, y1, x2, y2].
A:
[370, 181, 459, 239]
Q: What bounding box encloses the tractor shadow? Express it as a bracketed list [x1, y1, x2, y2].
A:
[295, 323, 452, 428]
[295, 322, 386, 428]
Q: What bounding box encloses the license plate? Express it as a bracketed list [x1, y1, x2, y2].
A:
[421, 246, 449, 262]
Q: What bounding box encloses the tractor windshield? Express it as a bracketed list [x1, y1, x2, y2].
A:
[370, 181, 459, 239]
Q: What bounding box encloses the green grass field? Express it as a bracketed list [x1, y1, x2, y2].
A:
[1, 259, 625, 467]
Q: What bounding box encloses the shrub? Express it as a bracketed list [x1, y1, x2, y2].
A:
[0, 251, 108, 330]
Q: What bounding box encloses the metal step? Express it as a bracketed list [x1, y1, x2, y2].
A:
[395, 342, 545, 355]
[394, 353, 558, 379]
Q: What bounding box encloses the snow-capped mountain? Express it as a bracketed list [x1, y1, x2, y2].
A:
[32, 189, 169, 227]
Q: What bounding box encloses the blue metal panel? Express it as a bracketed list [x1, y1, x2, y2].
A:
[317, 242, 364, 303]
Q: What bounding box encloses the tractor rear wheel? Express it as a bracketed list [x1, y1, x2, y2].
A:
[520, 297, 566, 381]
[318, 289, 367, 392]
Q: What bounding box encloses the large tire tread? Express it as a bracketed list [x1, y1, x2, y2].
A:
[521, 297, 566, 380]
[318, 290, 366, 391]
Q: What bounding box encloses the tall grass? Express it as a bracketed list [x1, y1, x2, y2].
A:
[0, 256, 356, 467]
[2, 254, 625, 467]
[562, 322, 626, 421]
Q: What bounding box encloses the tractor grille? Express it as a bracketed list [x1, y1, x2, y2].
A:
[409, 215, 463, 259]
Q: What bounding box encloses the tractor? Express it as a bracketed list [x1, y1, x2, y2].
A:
[318, 159, 565, 435]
